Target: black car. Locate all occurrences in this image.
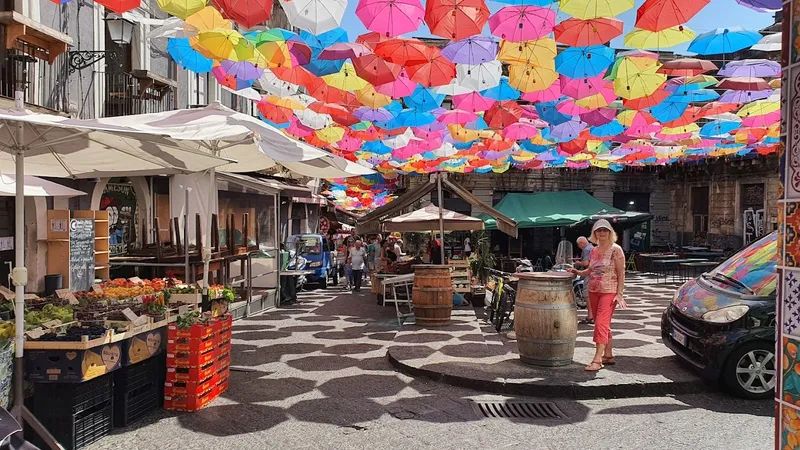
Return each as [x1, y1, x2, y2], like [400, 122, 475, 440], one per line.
[662, 232, 777, 399]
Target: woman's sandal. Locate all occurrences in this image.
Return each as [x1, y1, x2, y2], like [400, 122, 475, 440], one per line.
[602, 357, 616, 366]
[578, 318, 594, 325]
[584, 360, 604, 372]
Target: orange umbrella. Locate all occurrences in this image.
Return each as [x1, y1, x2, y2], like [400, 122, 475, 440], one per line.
[485, 100, 523, 128]
[352, 54, 402, 86]
[356, 31, 389, 50]
[272, 65, 316, 86]
[622, 88, 670, 109]
[405, 46, 456, 87]
[424, 0, 490, 41]
[374, 38, 430, 65]
[697, 102, 740, 118]
[553, 17, 624, 46]
[658, 57, 717, 77]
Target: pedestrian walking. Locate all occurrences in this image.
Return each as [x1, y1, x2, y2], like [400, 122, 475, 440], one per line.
[348, 239, 368, 293]
[576, 236, 594, 325]
[570, 219, 627, 372]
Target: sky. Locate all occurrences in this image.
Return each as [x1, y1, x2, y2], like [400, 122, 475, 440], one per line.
[338, 0, 776, 55]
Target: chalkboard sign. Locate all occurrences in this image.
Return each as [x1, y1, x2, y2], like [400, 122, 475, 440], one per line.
[69, 218, 95, 292]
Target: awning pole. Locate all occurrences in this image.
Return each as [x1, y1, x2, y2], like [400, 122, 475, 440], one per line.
[12, 90, 25, 423]
[437, 173, 445, 265]
[202, 142, 217, 295]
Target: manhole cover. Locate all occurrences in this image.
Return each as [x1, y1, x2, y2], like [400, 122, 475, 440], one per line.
[470, 401, 567, 420]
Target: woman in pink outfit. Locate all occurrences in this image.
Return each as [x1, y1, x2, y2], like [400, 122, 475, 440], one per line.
[570, 219, 627, 372]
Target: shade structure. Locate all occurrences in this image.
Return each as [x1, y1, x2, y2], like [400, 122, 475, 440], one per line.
[0, 174, 86, 197]
[482, 190, 628, 229]
[382, 204, 484, 232]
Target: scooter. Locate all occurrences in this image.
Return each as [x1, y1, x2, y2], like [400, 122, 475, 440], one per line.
[287, 250, 308, 291]
[549, 262, 588, 309]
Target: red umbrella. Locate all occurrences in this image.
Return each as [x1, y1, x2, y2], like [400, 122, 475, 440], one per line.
[717, 77, 770, 91]
[305, 77, 347, 103]
[352, 54, 402, 86]
[215, 0, 273, 29]
[310, 102, 360, 126]
[272, 66, 316, 86]
[424, 0, 490, 41]
[658, 58, 717, 77]
[484, 100, 523, 128]
[553, 18, 624, 46]
[559, 138, 587, 156]
[405, 47, 456, 87]
[636, 0, 710, 32]
[374, 38, 430, 65]
[662, 105, 702, 127]
[622, 88, 671, 109]
[95, 0, 140, 13]
[696, 101, 740, 118]
[257, 102, 293, 123]
[356, 32, 389, 50]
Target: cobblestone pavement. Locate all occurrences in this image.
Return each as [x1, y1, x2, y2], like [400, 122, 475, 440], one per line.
[87, 276, 773, 450]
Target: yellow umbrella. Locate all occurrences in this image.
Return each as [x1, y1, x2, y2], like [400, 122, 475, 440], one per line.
[185, 6, 231, 32]
[498, 38, 556, 68]
[316, 126, 346, 144]
[530, 133, 554, 146]
[448, 124, 484, 142]
[196, 29, 246, 60]
[590, 160, 610, 168]
[322, 63, 369, 92]
[769, 78, 781, 88]
[585, 140, 605, 153]
[508, 64, 559, 92]
[512, 152, 535, 163]
[264, 95, 306, 110]
[559, 0, 634, 19]
[158, 0, 206, 20]
[737, 100, 780, 117]
[355, 85, 392, 108]
[660, 123, 699, 135]
[568, 153, 593, 161]
[623, 26, 695, 50]
[575, 89, 613, 109]
[613, 57, 666, 100]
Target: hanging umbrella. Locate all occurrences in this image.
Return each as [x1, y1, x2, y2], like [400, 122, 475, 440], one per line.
[167, 37, 214, 72]
[406, 47, 457, 87]
[257, 102, 294, 124]
[296, 108, 332, 129]
[553, 17, 623, 46]
[403, 86, 446, 112]
[425, 0, 490, 41]
[279, 0, 347, 35]
[580, 107, 617, 126]
[737, 100, 779, 117]
[321, 62, 370, 91]
[319, 42, 372, 60]
[456, 60, 502, 91]
[300, 28, 348, 76]
[751, 32, 781, 52]
[718, 89, 772, 103]
[355, 84, 393, 108]
[622, 88, 669, 109]
[503, 122, 538, 139]
[717, 77, 770, 91]
[214, 0, 273, 29]
[559, 0, 634, 19]
[699, 120, 740, 138]
[437, 109, 479, 124]
[668, 88, 719, 102]
[95, 0, 140, 13]
[221, 59, 264, 81]
[186, 5, 231, 31]
[374, 69, 418, 98]
[635, 0, 709, 32]
[735, 0, 781, 11]
[393, 109, 436, 127]
[658, 58, 717, 77]
[508, 64, 559, 92]
[488, 6, 555, 42]
[354, 106, 394, 122]
[480, 77, 521, 101]
[623, 26, 695, 49]
[356, 0, 425, 37]
[555, 45, 615, 78]
[197, 29, 246, 60]
[356, 31, 389, 50]
[352, 54, 401, 86]
[497, 37, 557, 66]
[614, 57, 666, 100]
[452, 91, 496, 112]
[560, 72, 606, 99]
[520, 82, 561, 102]
[485, 100, 523, 128]
[718, 59, 781, 78]
[441, 36, 498, 65]
[549, 120, 587, 140]
[158, 0, 206, 19]
[374, 38, 430, 65]
[688, 27, 762, 55]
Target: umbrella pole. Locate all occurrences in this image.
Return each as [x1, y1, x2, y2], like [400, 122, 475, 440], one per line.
[202, 166, 215, 295]
[437, 173, 445, 265]
[12, 92, 25, 422]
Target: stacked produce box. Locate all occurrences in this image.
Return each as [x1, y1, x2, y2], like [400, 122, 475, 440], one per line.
[163, 313, 231, 411]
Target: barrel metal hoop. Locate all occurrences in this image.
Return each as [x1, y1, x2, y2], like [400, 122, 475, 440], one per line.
[515, 303, 577, 311]
[517, 337, 575, 345]
[518, 283, 572, 292]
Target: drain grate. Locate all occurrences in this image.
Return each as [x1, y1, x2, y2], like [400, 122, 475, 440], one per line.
[471, 401, 567, 420]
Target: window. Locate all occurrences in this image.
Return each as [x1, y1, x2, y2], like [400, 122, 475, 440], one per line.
[691, 186, 709, 236]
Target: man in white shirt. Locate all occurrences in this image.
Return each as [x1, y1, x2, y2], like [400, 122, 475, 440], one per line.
[348, 239, 368, 292]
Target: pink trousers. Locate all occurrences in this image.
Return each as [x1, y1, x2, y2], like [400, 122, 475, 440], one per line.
[589, 292, 616, 345]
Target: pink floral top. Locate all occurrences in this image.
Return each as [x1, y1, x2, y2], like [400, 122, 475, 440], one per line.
[588, 243, 625, 294]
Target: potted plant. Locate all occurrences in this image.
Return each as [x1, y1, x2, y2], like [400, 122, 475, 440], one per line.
[468, 231, 495, 285]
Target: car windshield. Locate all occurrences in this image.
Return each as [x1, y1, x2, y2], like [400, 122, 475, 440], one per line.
[707, 231, 777, 296]
[286, 236, 322, 255]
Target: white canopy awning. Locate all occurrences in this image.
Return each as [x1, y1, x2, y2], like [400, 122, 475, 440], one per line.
[0, 174, 85, 197]
[383, 204, 484, 232]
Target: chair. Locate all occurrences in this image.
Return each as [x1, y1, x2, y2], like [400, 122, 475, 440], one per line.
[533, 258, 543, 272]
[382, 273, 415, 326]
[625, 253, 637, 272]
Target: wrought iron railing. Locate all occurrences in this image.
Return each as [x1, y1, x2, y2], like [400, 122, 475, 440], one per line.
[91, 71, 176, 118]
[0, 41, 69, 112]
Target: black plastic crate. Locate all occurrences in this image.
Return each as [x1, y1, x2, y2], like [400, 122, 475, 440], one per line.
[32, 400, 113, 450]
[34, 373, 113, 417]
[114, 355, 161, 394]
[113, 383, 159, 428]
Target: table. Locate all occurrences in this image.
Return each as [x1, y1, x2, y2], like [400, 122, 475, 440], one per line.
[685, 251, 726, 261]
[682, 246, 709, 252]
[679, 262, 719, 282]
[380, 273, 415, 325]
[652, 259, 708, 283]
[640, 253, 679, 274]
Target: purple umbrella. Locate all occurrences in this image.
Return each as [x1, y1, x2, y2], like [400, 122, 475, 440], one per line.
[537, 150, 560, 162]
[718, 59, 781, 78]
[735, 0, 781, 11]
[549, 120, 587, 141]
[580, 108, 617, 127]
[718, 89, 773, 103]
[354, 107, 394, 122]
[221, 60, 263, 81]
[441, 36, 498, 65]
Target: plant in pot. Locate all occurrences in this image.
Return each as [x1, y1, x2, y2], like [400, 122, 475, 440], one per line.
[469, 231, 495, 284]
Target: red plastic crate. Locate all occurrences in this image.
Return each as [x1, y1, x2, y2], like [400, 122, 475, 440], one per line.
[163, 389, 216, 412]
[218, 314, 232, 333]
[166, 349, 217, 368]
[168, 321, 215, 340]
[163, 374, 217, 397]
[215, 377, 229, 396]
[216, 350, 230, 370]
[165, 362, 216, 383]
[166, 334, 217, 353]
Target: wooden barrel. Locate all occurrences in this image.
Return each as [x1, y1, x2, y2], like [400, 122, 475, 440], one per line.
[412, 265, 452, 327]
[514, 272, 577, 367]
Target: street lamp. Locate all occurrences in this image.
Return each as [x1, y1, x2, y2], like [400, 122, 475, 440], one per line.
[67, 15, 134, 74]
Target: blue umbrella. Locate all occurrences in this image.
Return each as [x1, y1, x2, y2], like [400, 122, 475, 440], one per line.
[384, 101, 404, 115]
[536, 101, 571, 126]
[650, 101, 689, 123]
[700, 121, 740, 138]
[392, 109, 436, 128]
[668, 89, 720, 103]
[590, 120, 625, 138]
[300, 28, 348, 77]
[480, 77, 521, 101]
[688, 27, 762, 55]
[555, 46, 615, 78]
[403, 86, 445, 112]
[519, 140, 549, 153]
[167, 38, 213, 73]
[258, 114, 291, 129]
[465, 116, 489, 130]
[453, 141, 476, 150]
[362, 141, 392, 154]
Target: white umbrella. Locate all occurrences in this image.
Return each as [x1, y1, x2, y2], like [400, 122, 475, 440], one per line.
[384, 128, 415, 149]
[456, 60, 502, 92]
[751, 33, 781, 52]
[279, 0, 347, 35]
[295, 109, 331, 130]
[255, 70, 299, 97]
[0, 174, 86, 197]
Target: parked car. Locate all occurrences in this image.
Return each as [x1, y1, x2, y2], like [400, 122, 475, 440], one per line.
[661, 232, 777, 399]
[285, 234, 337, 288]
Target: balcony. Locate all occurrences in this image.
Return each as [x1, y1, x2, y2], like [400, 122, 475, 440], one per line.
[0, 40, 69, 113]
[91, 70, 177, 118]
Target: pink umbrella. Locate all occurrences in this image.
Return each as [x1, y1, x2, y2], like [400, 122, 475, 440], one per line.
[374, 69, 418, 98]
[520, 82, 561, 102]
[488, 6, 555, 42]
[503, 122, 538, 139]
[335, 134, 363, 151]
[557, 99, 592, 116]
[319, 43, 373, 60]
[287, 117, 314, 138]
[356, 0, 425, 38]
[437, 109, 479, 124]
[452, 91, 496, 112]
[519, 105, 540, 119]
[413, 127, 445, 140]
[625, 123, 662, 137]
[560, 71, 607, 99]
[741, 110, 780, 127]
[655, 132, 692, 141]
[519, 116, 549, 128]
[580, 108, 617, 126]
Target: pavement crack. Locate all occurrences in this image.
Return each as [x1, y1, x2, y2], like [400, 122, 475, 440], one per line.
[343, 425, 368, 431]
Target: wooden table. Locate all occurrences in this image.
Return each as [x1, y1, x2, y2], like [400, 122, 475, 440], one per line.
[653, 258, 708, 283]
[684, 251, 726, 262]
[679, 262, 719, 282]
[640, 253, 679, 274]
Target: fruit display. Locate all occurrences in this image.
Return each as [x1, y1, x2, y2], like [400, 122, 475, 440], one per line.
[24, 304, 74, 329]
[77, 278, 172, 301]
[34, 325, 108, 342]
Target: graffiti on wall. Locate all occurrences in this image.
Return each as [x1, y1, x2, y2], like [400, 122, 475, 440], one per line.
[743, 208, 766, 245]
[100, 183, 137, 256]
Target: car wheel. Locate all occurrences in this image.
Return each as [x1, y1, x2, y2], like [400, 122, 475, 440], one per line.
[574, 284, 587, 309]
[332, 267, 339, 286]
[723, 341, 776, 400]
[320, 272, 328, 289]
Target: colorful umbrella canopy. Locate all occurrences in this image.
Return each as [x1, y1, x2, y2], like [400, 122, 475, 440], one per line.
[555, 45, 615, 78]
[658, 58, 717, 77]
[300, 28, 348, 76]
[158, 0, 206, 19]
[405, 47, 457, 87]
[559, 0, 635, 19]
[751, 32, 781, 52]
[688, 27, 762, 55]
[718, 59, 781, 78]
[456, 60, 503, 91]
[352, 54, 401, 86]
[322, 63, 370, 91]
[497, 38, 557, 66]
[356, 0, 425, 37]
[279, 0, 347, 35]
[553, 17, 624, 46]
[635, 0, 710, 32]
[214, 0, 273, 29]
[441, 36, 498, 65]
[488, 6, 555, 42]
[613, 57, 666, 100]
[167, 37, 214, 72]
[425, 0, 490, 41]
[623, 26, 695, 49]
